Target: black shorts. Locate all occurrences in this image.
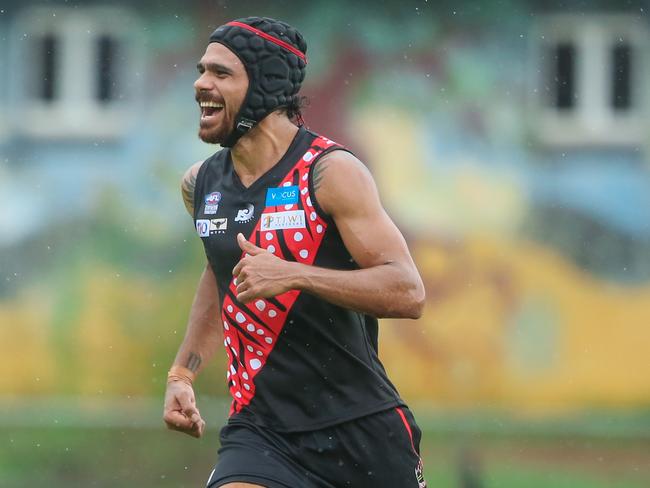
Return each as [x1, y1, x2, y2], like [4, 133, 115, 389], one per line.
[205, 406, 426, 488]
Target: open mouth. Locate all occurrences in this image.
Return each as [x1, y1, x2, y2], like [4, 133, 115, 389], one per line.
[199, 101, 224, 120]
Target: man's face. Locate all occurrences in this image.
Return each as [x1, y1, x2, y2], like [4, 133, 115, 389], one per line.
[194, 43, 249, 144]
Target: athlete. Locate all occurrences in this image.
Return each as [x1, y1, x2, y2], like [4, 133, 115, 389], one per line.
[163, 17, 427, 488]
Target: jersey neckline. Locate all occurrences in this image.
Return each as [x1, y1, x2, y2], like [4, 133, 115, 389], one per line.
[227, 125, 309, 194]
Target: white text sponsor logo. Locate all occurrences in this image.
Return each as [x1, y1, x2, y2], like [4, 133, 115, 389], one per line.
[259, 210, 306, 231]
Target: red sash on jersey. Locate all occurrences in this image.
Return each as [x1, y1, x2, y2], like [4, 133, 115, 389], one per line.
[220, 135, 340, 413]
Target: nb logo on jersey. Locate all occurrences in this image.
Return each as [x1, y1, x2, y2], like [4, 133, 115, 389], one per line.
[235, 204, 255, 223]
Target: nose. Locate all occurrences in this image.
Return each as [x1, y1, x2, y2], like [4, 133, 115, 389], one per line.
[194, 72, 212, 92]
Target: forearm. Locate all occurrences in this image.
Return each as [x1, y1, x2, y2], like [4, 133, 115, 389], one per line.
[171, 265, 222, 378]
[290, 261, 425, 319]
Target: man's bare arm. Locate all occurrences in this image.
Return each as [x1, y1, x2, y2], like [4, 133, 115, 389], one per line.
[171, 263, 223, 375]
[233, 151, 425, 319]
[181, 160, 204, 216]
[163, 262, 222, 438]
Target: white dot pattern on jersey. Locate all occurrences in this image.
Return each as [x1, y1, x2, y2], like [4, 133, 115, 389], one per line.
[220, 135, 337, 414]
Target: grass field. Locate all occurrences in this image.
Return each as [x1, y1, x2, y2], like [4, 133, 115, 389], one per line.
[1, 399, 649, 487]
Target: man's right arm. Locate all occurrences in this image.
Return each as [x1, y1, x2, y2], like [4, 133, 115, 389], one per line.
[163, 263, 223, 437]
[163, 160, 223, 438]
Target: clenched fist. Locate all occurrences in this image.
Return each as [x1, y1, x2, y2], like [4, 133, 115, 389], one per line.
[163, 379, 206, 438]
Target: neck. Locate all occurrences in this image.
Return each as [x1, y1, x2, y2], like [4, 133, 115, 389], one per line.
[231, 113, 300, 188]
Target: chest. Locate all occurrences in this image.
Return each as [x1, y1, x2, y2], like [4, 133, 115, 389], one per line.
[194, 155, 328, 290]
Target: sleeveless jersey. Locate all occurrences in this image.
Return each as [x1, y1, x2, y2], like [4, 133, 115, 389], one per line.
[193, 126, 404, 432]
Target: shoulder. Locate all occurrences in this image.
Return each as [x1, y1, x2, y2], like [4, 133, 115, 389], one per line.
[182, 160, 205, 183]
[181, 160, 206, 216]
[311, 149, 379, 217]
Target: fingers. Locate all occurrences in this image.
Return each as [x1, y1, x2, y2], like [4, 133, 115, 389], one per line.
[232, 259, 244, 277]
[183, 404, 206, 438]
[163, 384, 206, 438]
[236, 289, 254, 304]
[164, 407, 205, 437]
[163, 409, 194, 431]
[237, 233, 264, 255]
[183, 403, 201, 425]
[190, 415, 206, 438]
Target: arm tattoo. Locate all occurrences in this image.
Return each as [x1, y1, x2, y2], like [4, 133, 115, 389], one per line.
[181, 170, 197, 215]
[185, 352, 202, 373]
[312, 158, 330, 192]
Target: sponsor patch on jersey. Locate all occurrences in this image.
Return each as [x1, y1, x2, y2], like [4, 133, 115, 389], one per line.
[196, 218, 227, 237]
[234, 203, 255, 223]
[210, 218, 228, 232]
[196, 219, 210, 237]
[265, 186, 299, 207]
[260, 210, 305, 231]
[204, 192, 222, 214]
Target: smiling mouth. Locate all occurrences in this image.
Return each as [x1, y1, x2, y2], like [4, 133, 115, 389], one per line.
[199, 100, 224, 119]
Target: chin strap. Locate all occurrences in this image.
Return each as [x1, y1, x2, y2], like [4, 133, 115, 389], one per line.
[222, 117, 256, 148]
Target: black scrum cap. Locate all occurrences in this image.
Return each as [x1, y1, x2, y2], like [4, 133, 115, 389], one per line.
[208, 17, 308, 147]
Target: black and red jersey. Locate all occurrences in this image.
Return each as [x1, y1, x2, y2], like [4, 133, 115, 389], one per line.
[192, 126, 404, 432]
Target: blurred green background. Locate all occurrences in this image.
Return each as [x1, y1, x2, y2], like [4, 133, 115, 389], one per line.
[1, 0, 649, 486]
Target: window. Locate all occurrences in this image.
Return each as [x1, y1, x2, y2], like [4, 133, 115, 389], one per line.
[550, 42, 575, 110]
[532, 15, 648, 147]
[97, 35, 119, 103]
[611, 42, 631, 110]
[10, 7, 142, 139]
[34, 34, 59, 102]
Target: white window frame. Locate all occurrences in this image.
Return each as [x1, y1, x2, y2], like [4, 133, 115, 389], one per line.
[10, 6, 142, 139]
[530, 14, 648, 147]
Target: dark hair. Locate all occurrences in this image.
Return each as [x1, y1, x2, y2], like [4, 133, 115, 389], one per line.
[284, 95, 309, 125]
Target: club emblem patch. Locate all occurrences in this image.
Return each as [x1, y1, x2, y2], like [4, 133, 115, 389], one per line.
[204, 192, 221, 214]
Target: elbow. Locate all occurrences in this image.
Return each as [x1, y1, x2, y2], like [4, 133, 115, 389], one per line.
[404, 282, 426, 319]
[387, 276, 425, 319]
[377, 264, 426, 319]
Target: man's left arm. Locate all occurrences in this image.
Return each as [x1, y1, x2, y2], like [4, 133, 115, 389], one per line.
[233, 151, 425, 319]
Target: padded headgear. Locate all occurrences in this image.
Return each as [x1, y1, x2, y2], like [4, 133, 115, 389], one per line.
[208, 17, 308, 147]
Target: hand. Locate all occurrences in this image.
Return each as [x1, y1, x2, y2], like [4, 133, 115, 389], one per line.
[232, 233, 296, 303]
[163, 380, 205, 438]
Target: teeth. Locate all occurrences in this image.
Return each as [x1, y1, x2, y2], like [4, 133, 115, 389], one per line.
[200, 101, 224, 108]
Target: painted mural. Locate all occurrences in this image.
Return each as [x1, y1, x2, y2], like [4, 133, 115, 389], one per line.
[0, 0, 649, 416]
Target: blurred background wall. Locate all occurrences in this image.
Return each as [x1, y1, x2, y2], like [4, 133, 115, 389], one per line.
[0, 0, 649, 487]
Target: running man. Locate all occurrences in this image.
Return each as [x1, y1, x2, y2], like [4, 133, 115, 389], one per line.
[163, 16, 427, 488]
